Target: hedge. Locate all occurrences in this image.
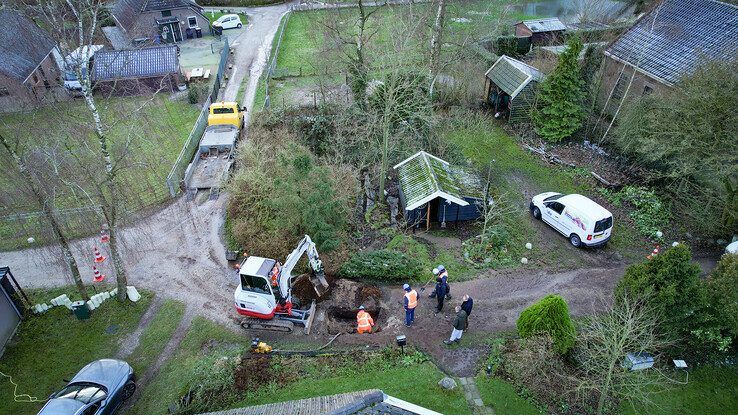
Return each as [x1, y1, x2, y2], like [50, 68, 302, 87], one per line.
[516, 294, 576, 355]
[339, 249, 423, 282]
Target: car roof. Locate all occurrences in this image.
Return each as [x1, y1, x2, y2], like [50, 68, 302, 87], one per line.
[220, 14, 238, 18]
[38, 397, 85, 415]
[240, 256, 276, 278]
[558, 194, 612, 221]
[70, 359, 130, 390]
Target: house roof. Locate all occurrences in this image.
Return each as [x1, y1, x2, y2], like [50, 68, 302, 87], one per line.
[197, 389, 443, 415]
[394, 151, 485, 211]
[518, 17, 566, 33]
[485, 55, 544, 99]
[112, 0, 147, 32]
[0, 9, 57, 82]
[92, 46, 179, 81]
[605, 0, 738, 86]
[143, 0, 198, 12]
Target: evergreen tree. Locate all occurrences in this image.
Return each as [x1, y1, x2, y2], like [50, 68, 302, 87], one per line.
[532, 37, 585, 141]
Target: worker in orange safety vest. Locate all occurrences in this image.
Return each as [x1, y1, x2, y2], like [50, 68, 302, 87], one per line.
[403, 283, 418, 327]
[269, 262, 281, 287]
[356, 306, 374, 334]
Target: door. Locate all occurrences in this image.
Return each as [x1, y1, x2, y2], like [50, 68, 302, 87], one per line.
[542, 201, 566, 234]
[172, 22, 182, 42]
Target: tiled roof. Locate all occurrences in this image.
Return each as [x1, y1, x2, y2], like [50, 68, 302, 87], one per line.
[112, 0, 147, 32]
[520, 17, 566, 33]
[485, 55, 544, 99]
[0, 9, 56, 81]
[143, 0, 197, 11]
[394, 151, 484, 211]
[92, 46, 179, 81]
[605, 0, 738, 85]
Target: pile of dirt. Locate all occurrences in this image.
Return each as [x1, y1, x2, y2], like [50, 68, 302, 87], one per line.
[315, 279, 385, 335]
[291, 274, 336, 303]
[233, 355, 274, 392]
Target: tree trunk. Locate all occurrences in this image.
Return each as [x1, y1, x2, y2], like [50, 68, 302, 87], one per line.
[0, 133, 90, 301]
[81, 78, 128, 301]
[428, 0, 447, 96]
[377, 120, 390, 205]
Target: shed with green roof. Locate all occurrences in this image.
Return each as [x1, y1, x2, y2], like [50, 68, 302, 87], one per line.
[394, 151, 486, 229]
[484, 55, 544, 123]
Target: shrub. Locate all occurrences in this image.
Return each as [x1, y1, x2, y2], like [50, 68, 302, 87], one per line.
[598, 186, 670, 238]
[339, 249, 423, 282]
[493, 35, 530, 57]
[187, 84, 200, 104]
[615, 244, 710, 355]
[706, 253, 738, 345]
[516, 294, 576, 355]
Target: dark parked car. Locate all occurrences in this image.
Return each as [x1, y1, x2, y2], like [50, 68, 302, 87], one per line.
[37, 359, 135, 415]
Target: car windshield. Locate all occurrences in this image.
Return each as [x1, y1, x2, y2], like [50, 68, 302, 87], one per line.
[55, 383, 107, 404]
[544, 194, 563, 202]
[212, 107, 234, 114]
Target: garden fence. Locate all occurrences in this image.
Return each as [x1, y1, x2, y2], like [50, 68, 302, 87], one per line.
[263, 11, 291, 109]
[166, 36, 229, 197]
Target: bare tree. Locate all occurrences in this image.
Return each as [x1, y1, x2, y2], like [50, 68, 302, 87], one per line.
[575, 293, 675, 415]
[0, 132, 90, 300]
[428, 0, 446, 96]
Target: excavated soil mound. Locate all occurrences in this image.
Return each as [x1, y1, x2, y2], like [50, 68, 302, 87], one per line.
[320, 279, 384, 334]
[291, 274, 336, 303]
[233, 355, 274, 391]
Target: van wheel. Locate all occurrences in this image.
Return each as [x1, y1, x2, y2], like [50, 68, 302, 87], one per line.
[237, 23, 242, 28]
[532, 207, 541, 220]
[569, 234, 582, 248]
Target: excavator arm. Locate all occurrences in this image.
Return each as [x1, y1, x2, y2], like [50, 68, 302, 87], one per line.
[278, 235, 330, 298]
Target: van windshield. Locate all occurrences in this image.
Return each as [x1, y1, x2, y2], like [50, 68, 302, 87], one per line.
[594, 216, 613, 233]
[544, 194, 563, 202]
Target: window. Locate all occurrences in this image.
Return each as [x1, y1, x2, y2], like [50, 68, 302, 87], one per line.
[545, 202, 565, 215]
[188, 16, 197, 28]
[240, 274, 271, 295]
[32, 73, 38, 84]
[611, 72, 627, 102]
[212, 107, 234, 114]
[161, 10, 171, 17]
[594, 216, 613, 233]
[543, 194, 563, 202]
[55, 383, 107, 404]
[82, 402, 101, 415]
[0, 87, 9, 97]
[643, 84, 654, 96]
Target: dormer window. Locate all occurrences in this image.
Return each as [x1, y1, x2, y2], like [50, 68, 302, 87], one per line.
[161, 10, 171, 17]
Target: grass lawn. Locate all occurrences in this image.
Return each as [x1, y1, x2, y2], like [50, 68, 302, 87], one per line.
[0, 94, 199, 250]
[127, 299, 186, 376]
[476, 376, 544, 415]
[130, 317, 470, 414]
[0, 287, 153, 415]
[620, 366, 738, 415]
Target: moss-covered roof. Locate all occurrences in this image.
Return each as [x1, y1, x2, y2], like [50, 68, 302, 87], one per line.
[394, 151, 485, 211]
[485, 55, 544, 99]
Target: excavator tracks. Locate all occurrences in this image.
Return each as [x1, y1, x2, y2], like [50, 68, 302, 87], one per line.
[239, 318, 295, 333]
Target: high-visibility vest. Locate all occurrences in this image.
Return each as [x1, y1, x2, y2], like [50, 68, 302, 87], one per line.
[405, 290, 418, 309]
[270, 265, 279, 286]
[357, 311, 373, 332]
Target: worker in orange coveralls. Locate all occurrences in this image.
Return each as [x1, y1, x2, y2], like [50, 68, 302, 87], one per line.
[356, 305, 375, 334]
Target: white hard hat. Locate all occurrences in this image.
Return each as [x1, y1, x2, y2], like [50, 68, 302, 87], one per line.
[438, 265, 446, 271]
[432, 268, 439, 275]
[403, 283, 410, 290]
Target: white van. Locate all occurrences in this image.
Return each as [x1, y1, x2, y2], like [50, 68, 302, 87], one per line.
[529, 192, 613, 248]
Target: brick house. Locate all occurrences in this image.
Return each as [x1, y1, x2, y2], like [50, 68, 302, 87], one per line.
[0, 9, 66, 112]
[600, 0, 738, 114]
[112, 0, 210, 44]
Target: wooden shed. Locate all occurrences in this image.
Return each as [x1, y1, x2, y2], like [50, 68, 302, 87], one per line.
[514, 17, 566, 46]
[484, 55, 544, 123]
[394, 151, 486, 230]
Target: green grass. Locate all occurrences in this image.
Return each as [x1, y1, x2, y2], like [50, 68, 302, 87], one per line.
[131, 317, 470, 414]
[0, 94, 199, 250]
[476, 376, 544, 415]
[127, 299, 186, 376]
[620, 366, 738, 415]
[0, 288, 153, 415]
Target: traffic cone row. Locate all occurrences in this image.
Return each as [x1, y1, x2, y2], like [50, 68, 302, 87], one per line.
[646, 244, 660, 260]
[93, 247, 106, 263]
[92, 266, 105, 282]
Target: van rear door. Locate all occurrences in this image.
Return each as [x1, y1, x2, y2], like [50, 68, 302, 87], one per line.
[592, 216, 613, 240]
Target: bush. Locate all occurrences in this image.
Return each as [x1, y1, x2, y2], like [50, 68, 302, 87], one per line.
[598, 186, 670, 238]
[706, 254, 738, 346]
[339, 249, 423, 282]
[492, 35, 530, 57]
[516, 294, 576, 355]
[615, 244, 711, 356]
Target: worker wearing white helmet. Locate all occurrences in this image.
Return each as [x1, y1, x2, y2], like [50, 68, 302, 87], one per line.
[403, 283, 418, 327]
[429, 265, 451, 300]
[356, 305, 374, 334]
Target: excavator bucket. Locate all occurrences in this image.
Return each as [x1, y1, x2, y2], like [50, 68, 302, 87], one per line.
[309, 270, 330, 297]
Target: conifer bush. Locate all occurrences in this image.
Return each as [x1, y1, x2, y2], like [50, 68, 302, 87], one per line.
[516, 294, 576, 354]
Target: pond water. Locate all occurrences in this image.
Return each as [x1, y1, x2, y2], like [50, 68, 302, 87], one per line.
[514, 0, 629, 22]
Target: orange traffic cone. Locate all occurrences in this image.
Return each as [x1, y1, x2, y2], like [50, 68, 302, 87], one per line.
[646, 245, 660, 260]
[94, 247, 106, 263]
[92, 266, 105, 282]
[100, 224, 110, 243]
